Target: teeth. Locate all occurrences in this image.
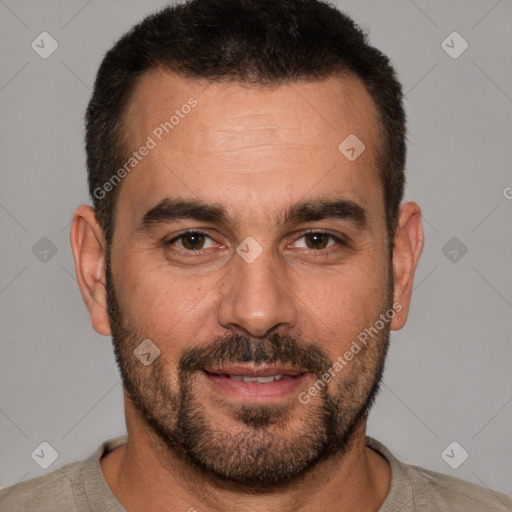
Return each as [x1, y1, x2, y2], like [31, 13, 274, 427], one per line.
[228, 374, 285, 383]
[255, 376, 275, 383]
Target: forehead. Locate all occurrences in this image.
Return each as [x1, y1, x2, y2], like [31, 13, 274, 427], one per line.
[117, 69, 383, 231]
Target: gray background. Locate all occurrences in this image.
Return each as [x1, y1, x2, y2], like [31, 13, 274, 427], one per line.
[1, 0, 511, 498]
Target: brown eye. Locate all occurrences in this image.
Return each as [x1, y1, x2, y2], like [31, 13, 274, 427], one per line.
[293, 231, 346, 253]
[304, 233, 330, 250]
[180, 232, 206, 250]
[166, 231, 217, 252]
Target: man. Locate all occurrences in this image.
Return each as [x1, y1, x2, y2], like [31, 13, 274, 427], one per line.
[1, 0, 510, 510]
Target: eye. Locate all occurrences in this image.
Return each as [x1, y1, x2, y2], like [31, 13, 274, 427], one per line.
[293, 231, 345, 251]
[164, 229, 347, 257]
[166, 231, 218, 251]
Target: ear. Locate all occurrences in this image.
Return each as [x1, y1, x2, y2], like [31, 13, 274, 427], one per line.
[70, 205, 111, 336]
[389, 202, 424, 331]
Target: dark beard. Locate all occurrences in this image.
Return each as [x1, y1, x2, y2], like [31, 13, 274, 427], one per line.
[105, 250, 391, 492]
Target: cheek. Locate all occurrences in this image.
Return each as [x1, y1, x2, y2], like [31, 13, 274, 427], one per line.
[114, 254, 221, 349]
[294, 260, 389, 354]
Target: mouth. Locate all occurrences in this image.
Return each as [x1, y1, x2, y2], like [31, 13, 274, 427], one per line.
[202, 364, 309, 402]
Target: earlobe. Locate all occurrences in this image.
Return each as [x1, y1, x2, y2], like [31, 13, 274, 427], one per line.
[389, 202, 424, 331]
[70, 205, 112, 336]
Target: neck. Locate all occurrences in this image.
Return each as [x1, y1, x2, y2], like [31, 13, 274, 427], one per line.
[101, 396, 390, 512]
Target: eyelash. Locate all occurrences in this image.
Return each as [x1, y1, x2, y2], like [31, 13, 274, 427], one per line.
[164, 229, 348, 256]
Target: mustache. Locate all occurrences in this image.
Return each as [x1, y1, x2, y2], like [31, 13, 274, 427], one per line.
[178, 332, 333, 378]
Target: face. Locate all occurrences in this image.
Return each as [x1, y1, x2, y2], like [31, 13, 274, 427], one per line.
[103, 70, 396, 489]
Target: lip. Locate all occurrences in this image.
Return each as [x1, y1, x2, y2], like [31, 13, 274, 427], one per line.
[202, 366, 310, 402]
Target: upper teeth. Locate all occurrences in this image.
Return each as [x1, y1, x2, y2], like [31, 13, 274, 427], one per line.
[229, 375, 284, 383]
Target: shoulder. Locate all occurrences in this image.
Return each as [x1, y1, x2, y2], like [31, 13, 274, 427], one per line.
[366, 437, 512, 512]
[0, 460, 84, 512]
[0, 435, 127, 512]
[405, 463, 512, 511]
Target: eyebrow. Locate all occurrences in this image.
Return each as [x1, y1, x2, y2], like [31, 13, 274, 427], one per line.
[138, 195, 367, 233]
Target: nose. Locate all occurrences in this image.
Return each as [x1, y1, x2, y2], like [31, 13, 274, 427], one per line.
[217, 248, 298, 338]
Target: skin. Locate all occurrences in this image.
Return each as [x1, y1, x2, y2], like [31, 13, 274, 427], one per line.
[71, 69, 424, 511]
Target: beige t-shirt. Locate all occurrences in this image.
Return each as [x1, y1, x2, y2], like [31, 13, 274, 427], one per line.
[0, 435, 511, 511]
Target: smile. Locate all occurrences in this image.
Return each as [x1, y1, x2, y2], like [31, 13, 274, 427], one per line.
[202, 366, 309, 402]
